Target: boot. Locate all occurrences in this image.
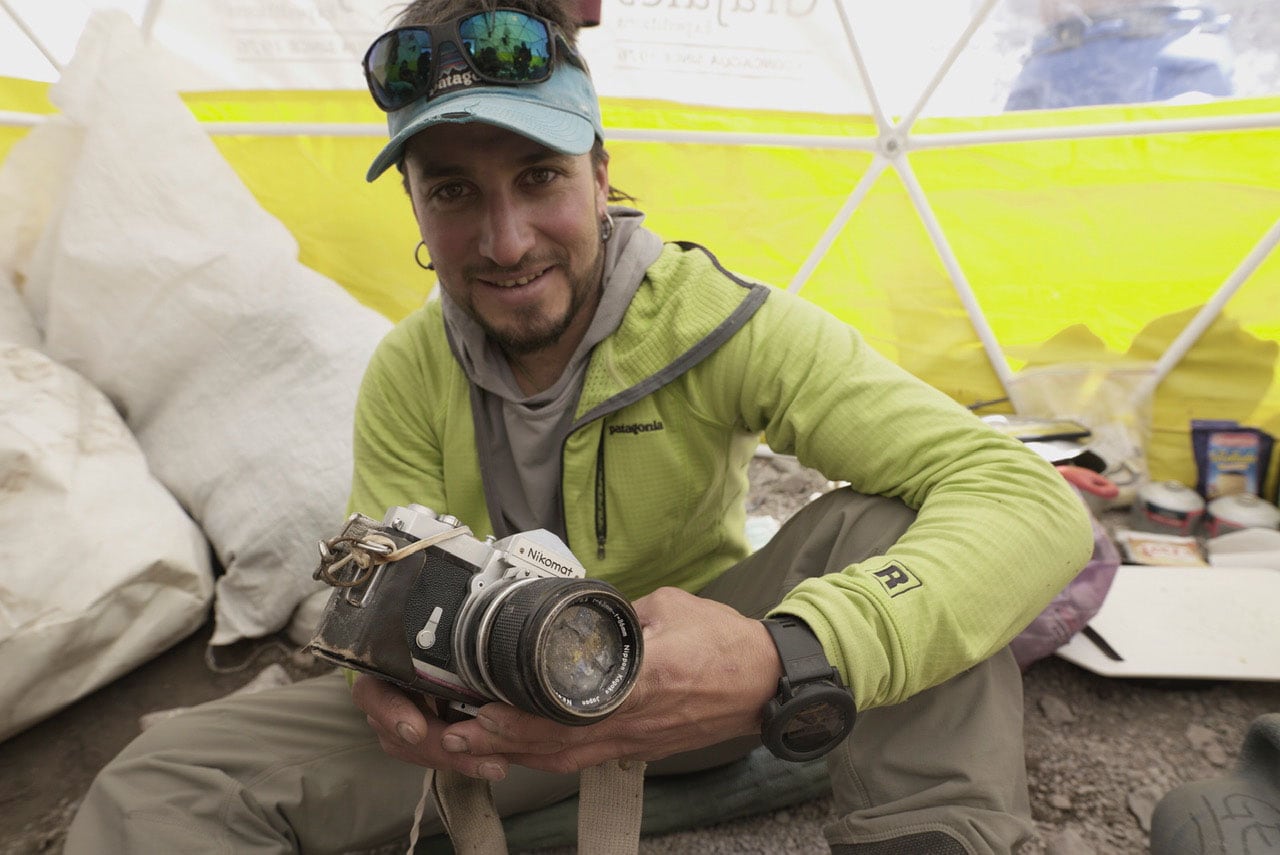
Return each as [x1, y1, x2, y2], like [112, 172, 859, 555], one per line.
[1150, 713, 1280, 854]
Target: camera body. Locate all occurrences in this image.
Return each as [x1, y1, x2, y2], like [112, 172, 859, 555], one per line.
[307, 505, 642, 725]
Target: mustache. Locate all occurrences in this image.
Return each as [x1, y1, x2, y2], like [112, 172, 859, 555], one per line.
[465, 255, 565, 281]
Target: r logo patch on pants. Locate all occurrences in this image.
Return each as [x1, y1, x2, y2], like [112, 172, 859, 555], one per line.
[871, 563, 922, 597]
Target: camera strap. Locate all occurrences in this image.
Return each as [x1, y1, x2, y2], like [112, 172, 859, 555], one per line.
[414, 767, 502, 854]
[578, 759, 647, 852]
[410, 759, 647, 854]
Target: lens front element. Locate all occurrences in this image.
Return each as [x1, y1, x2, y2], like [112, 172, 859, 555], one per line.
[541, 601, 627, 706]
[483, 579, 641, 725]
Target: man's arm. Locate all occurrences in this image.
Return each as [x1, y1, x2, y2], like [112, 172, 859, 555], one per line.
[347, 316, 449, 519]
[724, 290, 1095, 709]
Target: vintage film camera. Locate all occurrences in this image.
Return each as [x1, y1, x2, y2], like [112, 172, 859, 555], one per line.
[307, 505, 643, 725]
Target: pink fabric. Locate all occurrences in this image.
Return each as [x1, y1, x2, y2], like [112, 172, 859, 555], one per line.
[1011, 489, 1121, 670]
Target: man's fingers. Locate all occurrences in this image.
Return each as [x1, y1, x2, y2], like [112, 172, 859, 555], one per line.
[442, 704, 575, 756]
[351, 674, 429, 745]
[350, 676, 510, 780]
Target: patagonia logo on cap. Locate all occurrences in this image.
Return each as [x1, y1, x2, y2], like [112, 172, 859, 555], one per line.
[429, 43, 482, 96]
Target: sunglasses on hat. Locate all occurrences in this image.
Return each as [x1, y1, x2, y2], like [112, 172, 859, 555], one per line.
[363, 8, 586, 112]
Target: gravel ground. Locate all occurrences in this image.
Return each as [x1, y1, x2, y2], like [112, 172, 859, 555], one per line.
[2, 454, 1280, 855]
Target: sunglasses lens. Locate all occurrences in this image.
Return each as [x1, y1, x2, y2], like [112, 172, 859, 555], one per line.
[367, 29, 433, 111]
[458, 10, 553, 83]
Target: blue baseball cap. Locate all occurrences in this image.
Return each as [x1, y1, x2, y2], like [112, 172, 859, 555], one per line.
[365, 47, 605, 182]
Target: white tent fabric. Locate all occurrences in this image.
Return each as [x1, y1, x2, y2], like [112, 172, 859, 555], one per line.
[0, 1, 1248, 112]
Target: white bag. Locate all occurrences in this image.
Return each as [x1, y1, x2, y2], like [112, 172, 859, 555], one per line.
[0, 283, 213, 740]
[8, 11, 392, 652]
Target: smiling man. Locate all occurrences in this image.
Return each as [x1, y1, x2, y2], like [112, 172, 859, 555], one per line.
[405, 121, 607, 390]
[65, 2, 1095, 853]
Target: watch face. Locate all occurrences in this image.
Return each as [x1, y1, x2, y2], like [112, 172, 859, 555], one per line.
[781, 698, 850, 755]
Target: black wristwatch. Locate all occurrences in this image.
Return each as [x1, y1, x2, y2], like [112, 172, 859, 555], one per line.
[760, 616, 857, 762]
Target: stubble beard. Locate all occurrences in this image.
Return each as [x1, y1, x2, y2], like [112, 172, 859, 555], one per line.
[467, 243, 605, 357]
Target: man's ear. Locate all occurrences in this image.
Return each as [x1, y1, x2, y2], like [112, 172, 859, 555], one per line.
[594, 157, 610, 214]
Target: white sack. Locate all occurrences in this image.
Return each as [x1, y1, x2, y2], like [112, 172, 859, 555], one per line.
[11, 11, 392, 650]
[0, 282, 213, 740]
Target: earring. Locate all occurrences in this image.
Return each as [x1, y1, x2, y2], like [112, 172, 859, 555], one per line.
[600, 212, 615, 243]
[414, 240, 435, 271]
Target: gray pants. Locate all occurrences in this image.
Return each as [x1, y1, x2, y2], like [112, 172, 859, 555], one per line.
[65, 489, 1031, 854]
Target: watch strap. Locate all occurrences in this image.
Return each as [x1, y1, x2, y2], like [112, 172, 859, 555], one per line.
[763, 615, 842, 688]
[760, 615, 856, 762]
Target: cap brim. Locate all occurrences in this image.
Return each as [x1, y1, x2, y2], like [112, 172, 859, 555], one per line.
[367, 63, 603, 181]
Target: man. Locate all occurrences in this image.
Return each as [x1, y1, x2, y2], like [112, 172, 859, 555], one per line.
[65, 1, 1093, 852]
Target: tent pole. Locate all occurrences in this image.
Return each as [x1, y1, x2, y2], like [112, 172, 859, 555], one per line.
[910, 112, 1280, 150]
[0, 110, 42, 127]
[218, 111, 1280, 145]
[605, 129, 879, 150]
[834, 2, 890, 138]
[140, 0, 166, 42]
[897, 0, 1000, 134]
[172, 121, 384, 137]
[0, 0, 62, 73]
[785, 155, 891, 294]
[9, 113, 1263, 148]
[1134, 216, 1280, 402]
[885, 0, 1012, 398]
[893, 154, 1016, 392]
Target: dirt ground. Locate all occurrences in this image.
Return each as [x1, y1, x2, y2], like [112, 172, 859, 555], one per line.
[3, 454, 1278, 855]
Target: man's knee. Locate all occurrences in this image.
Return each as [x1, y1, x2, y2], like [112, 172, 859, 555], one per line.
[67, 675, 419, 854]
[65, 709, 249, 853]
[823, 649, 1031, 854]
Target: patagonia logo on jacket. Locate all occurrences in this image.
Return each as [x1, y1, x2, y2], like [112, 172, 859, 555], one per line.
[608, 420, 665, 436]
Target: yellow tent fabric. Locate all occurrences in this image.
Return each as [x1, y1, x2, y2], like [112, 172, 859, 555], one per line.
[3, 76, 1278, 498]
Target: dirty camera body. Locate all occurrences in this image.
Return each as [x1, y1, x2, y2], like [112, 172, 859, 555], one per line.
[307, 504, 642, 725]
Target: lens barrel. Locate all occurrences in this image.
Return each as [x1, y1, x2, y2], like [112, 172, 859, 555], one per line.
[478, 578, 642, 725]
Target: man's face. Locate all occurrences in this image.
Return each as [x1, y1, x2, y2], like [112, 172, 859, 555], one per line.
[403, 123, 610, 357]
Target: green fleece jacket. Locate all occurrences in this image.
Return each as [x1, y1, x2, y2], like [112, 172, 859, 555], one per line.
[348, 241, 1094, 711]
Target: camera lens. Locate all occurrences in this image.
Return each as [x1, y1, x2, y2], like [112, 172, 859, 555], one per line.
[541, 602, 621, 701]
[481, 578, 642, 725]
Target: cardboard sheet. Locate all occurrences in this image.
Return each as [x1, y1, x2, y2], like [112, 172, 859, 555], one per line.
[1055, 564, 1280, 681]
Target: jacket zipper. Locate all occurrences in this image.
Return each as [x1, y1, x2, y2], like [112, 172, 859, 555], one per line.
[595, 426, 607, 560]
[551, 244, 771, 561]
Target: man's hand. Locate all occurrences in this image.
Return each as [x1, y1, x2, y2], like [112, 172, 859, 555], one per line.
[351, 672, 511, 782]
[433, 586, 783, 775]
